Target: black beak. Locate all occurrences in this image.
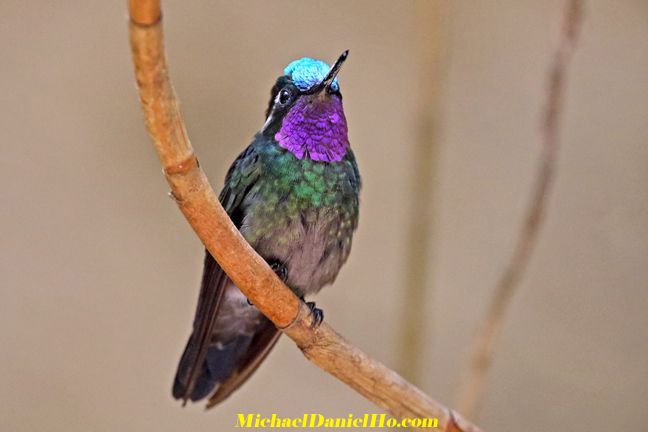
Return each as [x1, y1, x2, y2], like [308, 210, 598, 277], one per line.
[303, 50, 348, 95]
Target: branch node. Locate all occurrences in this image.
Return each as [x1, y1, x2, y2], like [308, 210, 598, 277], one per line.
[128, 0, 161, 26]
[167, 190, 181, 203]
[164, 154, 199, 176]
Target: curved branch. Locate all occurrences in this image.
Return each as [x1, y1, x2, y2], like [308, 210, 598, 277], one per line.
[127, 1, 482, 431]
[454, 0, 585, 419]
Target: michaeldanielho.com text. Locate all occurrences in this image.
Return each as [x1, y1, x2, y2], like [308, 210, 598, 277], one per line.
[236, 414, 439, 428]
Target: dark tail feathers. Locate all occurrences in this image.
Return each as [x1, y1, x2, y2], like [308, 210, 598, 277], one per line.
[172, 334, 253, 402]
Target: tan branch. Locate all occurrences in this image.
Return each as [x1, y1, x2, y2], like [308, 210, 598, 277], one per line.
[454, 0, 585, 419]
[127, 1, 482, 431]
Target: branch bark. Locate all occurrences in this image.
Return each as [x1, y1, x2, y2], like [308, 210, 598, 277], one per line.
[454, 0, 585, 419]
[127, 1, 482, 431]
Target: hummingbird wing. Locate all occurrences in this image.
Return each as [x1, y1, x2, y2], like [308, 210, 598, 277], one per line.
[173, 141, 281, 405]
[172, 251, 228, 404]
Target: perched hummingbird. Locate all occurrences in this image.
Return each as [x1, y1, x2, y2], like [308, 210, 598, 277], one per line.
[172, 51, 361, 407]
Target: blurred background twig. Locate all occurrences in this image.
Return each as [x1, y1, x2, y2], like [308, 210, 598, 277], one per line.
[454, 0, 585, 419]
[397, 0, 448, 382]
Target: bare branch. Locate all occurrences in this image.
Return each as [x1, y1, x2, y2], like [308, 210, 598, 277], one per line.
[397, 1, 448, 381]
[454, 0, 585, 419]
[127, 1, 483, 431]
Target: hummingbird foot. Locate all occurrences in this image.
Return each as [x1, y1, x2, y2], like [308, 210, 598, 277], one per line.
[300, 296, 324, 328]
[269, 259, 288, 282]
[307, 302, 324, 328]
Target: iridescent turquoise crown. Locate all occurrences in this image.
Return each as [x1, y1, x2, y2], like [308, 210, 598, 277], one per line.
[284, 57, 340, 92]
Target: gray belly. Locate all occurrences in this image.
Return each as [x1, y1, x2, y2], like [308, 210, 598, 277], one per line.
[243, 207, 354, 297]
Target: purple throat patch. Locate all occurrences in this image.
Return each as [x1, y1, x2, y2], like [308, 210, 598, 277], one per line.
[275, 96, 349, 162]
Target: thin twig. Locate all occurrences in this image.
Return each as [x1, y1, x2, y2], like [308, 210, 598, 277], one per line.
[126, 1, 483, 431]
[397, 1, 447, 381]
[454, 0, 585, 419]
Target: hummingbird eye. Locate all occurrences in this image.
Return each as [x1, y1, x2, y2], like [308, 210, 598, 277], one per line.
[278, 88, 291, 106]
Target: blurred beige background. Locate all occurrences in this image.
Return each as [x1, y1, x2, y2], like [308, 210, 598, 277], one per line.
[2, 1, 647, 431]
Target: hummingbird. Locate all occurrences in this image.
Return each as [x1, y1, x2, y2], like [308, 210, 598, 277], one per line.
[172, 51, 361, 407]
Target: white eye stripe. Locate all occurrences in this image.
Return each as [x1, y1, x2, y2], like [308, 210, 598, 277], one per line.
[264, 88, 291, 132]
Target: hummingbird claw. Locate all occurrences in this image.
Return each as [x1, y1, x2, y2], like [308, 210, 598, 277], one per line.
[305, 301, 324, 328]
[269, 259, 288, 282]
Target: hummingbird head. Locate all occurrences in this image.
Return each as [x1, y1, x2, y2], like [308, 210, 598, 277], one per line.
[262, 51, 350, 162]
